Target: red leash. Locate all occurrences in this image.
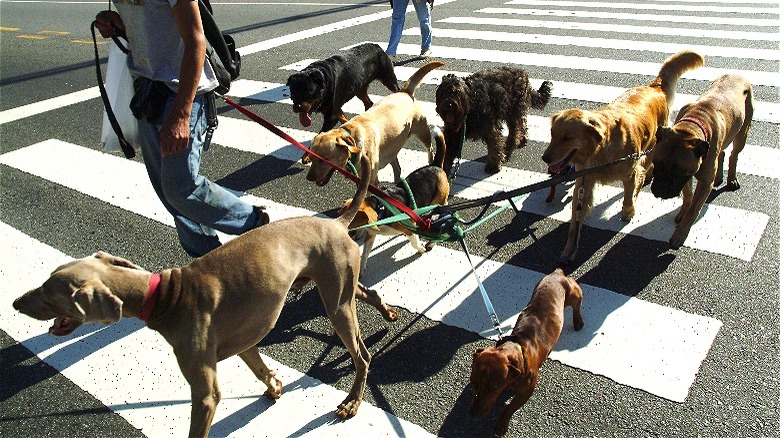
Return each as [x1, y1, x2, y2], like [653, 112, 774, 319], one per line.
[221, 97, 430, 232]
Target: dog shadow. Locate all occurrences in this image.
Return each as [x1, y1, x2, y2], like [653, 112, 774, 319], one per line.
[1, 319, 143, 402]
[437, 383, 504, 437]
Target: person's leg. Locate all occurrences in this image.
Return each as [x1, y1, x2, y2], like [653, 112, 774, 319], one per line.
[413, 0, 432, 54]
[159, 94, 264, 235]
[137, 107, 222, 257]
[387, 0, 410, 56]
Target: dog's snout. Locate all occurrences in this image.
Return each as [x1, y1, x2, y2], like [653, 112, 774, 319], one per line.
[12, 297, 22, 311]
[541, 153, 552, 164]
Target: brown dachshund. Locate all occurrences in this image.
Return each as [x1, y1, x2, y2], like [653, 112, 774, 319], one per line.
[469, 268, 584, 436]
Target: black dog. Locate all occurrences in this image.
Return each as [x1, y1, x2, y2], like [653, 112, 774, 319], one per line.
[286, 43, 400, 132]
[435, 67, 553, 175]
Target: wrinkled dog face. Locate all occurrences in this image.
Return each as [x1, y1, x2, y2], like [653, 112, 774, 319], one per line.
[651, 126, 709, 199]
[436, 74, 470, 130]
[469, 347, 513, 418]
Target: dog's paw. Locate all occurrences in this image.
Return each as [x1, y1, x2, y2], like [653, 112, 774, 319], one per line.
[382, 305, 399, 322]
[264, 376, 283, 400]
[669, 230, 687, 250]
[620, 206, 635, 222]
[424, 241, 436, 252]
[336, 398, 361, 418]
[493, 417, 511, 436]
[574, 316, 585, 331]
[484, 163, 501, 174]
[726, 178, 740, 191]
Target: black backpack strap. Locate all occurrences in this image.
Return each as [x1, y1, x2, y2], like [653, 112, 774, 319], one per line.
[91, 20, 135, 159]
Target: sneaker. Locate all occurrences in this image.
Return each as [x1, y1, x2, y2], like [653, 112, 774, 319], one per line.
[420, 49, 432, 58]
[253, 206, 270, 228]
[387, 53, 397, 62]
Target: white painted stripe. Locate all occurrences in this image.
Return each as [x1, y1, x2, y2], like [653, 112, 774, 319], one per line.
[378, 42, 780, 87]
[0, 142, 723, 402]
[0, 222, 434, 437]
[0, 86, 99, 125]
[505, 0, 780, 14]
[231, 77, 780, 174]
[439, 16, 780, 43]
[480, 7, 780, 27]
[409, 27, 780, 62]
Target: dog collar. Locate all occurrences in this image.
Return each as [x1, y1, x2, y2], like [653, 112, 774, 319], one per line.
[139, 273, 161, 321]
[676, 116, 709, 142]
[495, 334, 523, 347]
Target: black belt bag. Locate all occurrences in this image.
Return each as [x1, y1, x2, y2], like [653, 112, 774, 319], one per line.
[130, 77, 174, 125]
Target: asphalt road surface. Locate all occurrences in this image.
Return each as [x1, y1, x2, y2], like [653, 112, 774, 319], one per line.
[1, 0, 778, 436]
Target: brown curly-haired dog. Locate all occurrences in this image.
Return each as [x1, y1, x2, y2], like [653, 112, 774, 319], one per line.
[435, 67, 553, 175]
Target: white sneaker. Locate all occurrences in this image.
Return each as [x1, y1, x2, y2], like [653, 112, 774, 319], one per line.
[420, 49, 432, 58]
[387, 54, 397, 62]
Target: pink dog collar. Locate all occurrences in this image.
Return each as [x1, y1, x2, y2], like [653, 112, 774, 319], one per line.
[139, 273, 161, 321]
[676, 116, 710, 142]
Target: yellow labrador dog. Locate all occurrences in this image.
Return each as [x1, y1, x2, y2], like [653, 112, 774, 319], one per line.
[12, 156, 397, 437]
[541, 50, 704, 264]
[304, 60, 446, 187]
[651, 74, 754, 249]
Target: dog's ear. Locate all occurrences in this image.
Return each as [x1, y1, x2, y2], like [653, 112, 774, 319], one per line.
[94, 251, 141, 270]
[473, 347, 486, 359]
[301, 152, 312, 164]
[585, 117, 605, 144]
[310, 69, 326, 89]
[73, 281, 123, 324]
[656, 125, 673, 142]
[341, 134, 361, 154]
[550, 111, 560, 125]
[693, 139, 710, 159]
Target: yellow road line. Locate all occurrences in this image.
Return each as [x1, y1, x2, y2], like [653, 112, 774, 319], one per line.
[39, 30, 70, 36]
[17, 35, 46, 40]
[0, 27, 21, 32]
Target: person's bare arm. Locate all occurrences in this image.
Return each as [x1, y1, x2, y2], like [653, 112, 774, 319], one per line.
[161, 0, 207, 157]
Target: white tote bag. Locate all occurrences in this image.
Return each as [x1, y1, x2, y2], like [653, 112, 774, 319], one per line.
[100, 41, 140, 153]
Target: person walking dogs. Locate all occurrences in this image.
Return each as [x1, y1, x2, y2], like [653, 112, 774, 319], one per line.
[386, 0, 434, 62]
[94, 0, 268, 258]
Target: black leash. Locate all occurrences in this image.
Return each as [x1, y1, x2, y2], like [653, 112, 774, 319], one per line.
[91, 20, 135, 159]
[432, 149, 653, 217]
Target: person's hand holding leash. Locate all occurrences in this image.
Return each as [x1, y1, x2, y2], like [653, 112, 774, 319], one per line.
[95, 10, 125, 39]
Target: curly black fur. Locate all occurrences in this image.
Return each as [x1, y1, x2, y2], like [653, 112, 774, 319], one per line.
[435, 67, 553, 175]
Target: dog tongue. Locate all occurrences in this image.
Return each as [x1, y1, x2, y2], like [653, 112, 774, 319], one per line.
[299, 112, 312, 128]
[548, 162, 563, 174]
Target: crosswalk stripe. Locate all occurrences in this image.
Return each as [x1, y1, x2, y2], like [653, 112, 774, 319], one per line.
[0, 221, 435, 437]
[411, 27, 780, 61]
[439, 16, 780, 44]
[380, 42, 780, 87]
[480, 7, 780, 27]
[0, 139, 723, 402]
[505, 0, 779, 14]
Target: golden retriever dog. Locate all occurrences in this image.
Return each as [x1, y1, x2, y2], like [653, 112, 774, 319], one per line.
[541, 50, 704, 264]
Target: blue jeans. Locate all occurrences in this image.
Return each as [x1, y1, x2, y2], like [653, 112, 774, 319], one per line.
[387, 0, 432, 56]
[137, 92, 260, 257]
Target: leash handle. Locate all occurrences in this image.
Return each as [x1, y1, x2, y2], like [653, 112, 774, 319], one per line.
[221, 97, 430, 231]
[91, 21, 135, 159]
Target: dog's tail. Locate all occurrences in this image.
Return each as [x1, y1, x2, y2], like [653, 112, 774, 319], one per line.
[531, 80, 553, 110]
[651, 50, 705, 109]
[429, 125, 447, 168]
[337, 154, 371, 228]
[401, 60, 446, 97]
